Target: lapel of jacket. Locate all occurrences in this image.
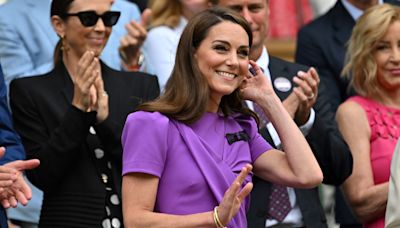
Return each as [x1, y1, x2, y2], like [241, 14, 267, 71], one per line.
[268, 56, 293, 101]
[56, 62, 74, 105]
[99, 62, 115, 106]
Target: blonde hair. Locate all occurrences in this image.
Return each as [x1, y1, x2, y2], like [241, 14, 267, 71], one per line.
[148, 0, 182, 28]
[342, 4, 400, 98]
[148, 0, 218, 28]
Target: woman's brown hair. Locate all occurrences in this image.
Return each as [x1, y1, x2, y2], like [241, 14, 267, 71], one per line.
[139, 7, 258, 124]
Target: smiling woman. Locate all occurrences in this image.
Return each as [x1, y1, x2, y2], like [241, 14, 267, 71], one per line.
[122, 7, 322, 228]
[8, 0, 160, 227]
[337, 4, 400, 228]
[194, 20, 250, 112]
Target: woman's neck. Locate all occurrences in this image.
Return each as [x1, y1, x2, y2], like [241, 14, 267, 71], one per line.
[207, 96, 221, 113]
[373, 89, 400, 109]
[62, 51, 79, 81]
[181, 10, 193, 20]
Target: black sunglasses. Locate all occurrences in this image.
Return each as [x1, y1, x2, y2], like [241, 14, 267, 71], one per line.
[63, 10, 121, 27]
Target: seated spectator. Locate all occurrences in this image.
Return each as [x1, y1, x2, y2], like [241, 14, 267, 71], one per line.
[9, 0, 159, 227]
[336, 4, 400, 228]
[0, 0, 141, 88]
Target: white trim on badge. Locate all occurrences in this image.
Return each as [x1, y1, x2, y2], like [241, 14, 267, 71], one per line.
[273, 77, 292, 92]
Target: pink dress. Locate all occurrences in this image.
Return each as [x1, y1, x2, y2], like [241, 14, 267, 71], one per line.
[349, 96, 400, 228]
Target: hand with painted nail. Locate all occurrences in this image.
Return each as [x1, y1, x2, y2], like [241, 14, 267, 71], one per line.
[240, 60, 275, 103]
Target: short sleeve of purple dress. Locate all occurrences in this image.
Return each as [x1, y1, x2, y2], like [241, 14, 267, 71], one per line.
[122, 111, 272, 227]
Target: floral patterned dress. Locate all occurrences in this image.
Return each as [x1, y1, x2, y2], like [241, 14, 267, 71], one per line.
[349, 96, 400, 228]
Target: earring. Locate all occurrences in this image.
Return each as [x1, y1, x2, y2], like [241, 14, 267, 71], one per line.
[60, 35, 69, 52]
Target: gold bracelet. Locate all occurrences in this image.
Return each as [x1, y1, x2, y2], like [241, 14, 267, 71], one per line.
[213, 206, 227, 228]
[213, 208, 219, 228]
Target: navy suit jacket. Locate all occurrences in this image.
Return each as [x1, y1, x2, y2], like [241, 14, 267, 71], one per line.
[247, 56, 353, 228]
[0, 64, 25, 228]
[296, 1, 400, 225]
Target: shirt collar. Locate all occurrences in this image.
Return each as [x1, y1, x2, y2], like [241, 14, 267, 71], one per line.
[341, 0, 383, 21]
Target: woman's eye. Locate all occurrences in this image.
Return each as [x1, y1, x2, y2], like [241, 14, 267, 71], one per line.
[214, 45, 228, 52]
[376, 44, 389, 50]
[238, 50, 249, 57]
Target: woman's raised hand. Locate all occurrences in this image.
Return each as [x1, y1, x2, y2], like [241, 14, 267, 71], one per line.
[92, 73, 109, 123]
[72, 51, 100, 112]
[240, 60, 275, 104]
[216, 164, 253, 226]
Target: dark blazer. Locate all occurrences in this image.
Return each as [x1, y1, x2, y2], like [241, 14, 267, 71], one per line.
[295, 1, 400, 226]
[9, 62, 159, 227]
[247, 56, 353, 228]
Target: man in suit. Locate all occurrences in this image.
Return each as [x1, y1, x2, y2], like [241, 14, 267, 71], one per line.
[0, 0, 141, 88]
[296, 1, 400, 227]
[217, 0, 353, 227]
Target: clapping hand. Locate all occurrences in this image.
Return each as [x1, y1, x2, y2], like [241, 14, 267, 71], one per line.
[72, 51, 109, 123]
[290, 67, 319, 125]
[0, 147, 40, 208]
[119, 9, 151, 70]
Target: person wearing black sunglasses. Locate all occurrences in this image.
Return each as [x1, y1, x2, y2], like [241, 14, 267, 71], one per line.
[8, 0, 160, 227]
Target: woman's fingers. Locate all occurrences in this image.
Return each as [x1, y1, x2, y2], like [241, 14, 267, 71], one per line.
[237, 182, 253, 202]
[76, 51, 95, 77]
[218, 164, 253, 225]
[236, 164, 252, 185]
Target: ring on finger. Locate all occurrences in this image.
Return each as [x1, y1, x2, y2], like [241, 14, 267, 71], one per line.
[102, 91, 108, 97]
[307, 93, 314, 100]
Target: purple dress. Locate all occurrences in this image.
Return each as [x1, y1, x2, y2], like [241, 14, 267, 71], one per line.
[122, 111, 272, 227]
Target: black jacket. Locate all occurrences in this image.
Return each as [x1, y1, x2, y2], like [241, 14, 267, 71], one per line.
[10, 62, 159, 227]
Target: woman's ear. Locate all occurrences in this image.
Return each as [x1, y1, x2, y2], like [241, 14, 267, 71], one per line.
[51, 15, 66, 37]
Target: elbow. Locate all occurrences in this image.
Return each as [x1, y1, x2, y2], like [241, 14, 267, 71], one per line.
[123, 215, 142, 228]
[297, 171, 324, 189]
[123, 209, 150, 228]
[347, 198, 374, 223]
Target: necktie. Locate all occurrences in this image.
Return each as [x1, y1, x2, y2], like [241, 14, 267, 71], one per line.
[267, 184, 292, 222]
